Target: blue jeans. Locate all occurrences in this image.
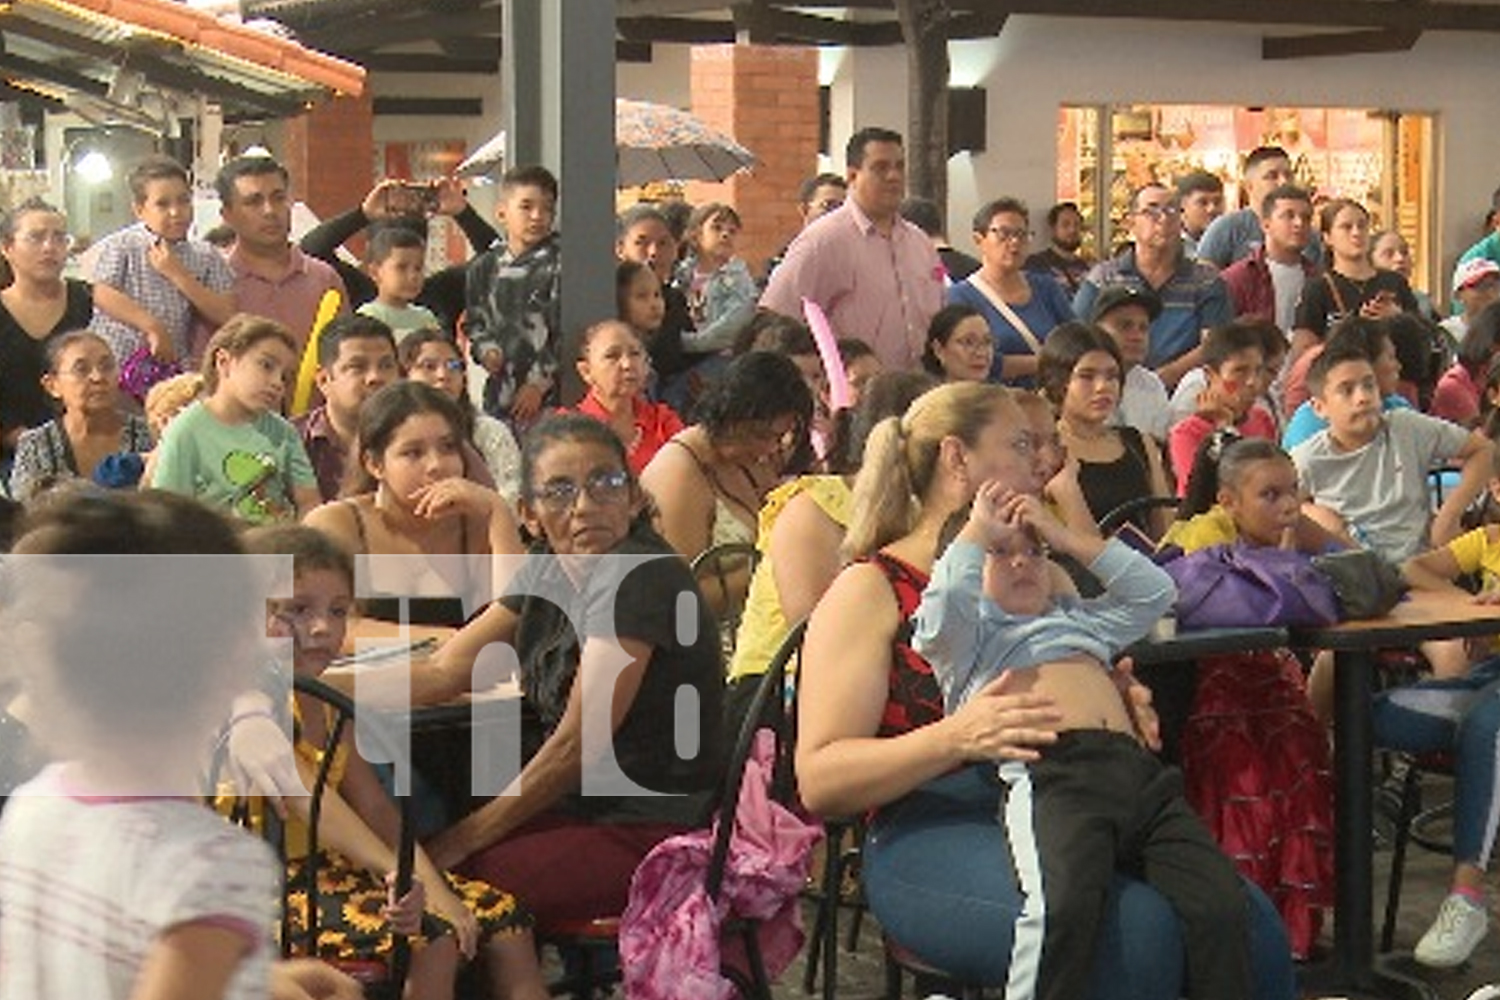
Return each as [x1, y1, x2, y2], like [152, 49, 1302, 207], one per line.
[1374, 656, 1500, 868]
[863, 764, 1296, 1000]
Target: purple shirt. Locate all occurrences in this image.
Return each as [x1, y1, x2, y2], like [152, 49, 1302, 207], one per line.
[760, 200, 944, 371]
[228, 245, 349, 354]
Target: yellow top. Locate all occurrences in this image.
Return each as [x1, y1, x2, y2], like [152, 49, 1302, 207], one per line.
[725, 475, 852, 683]
[216, 699, 348, 861]
[1159, 506, 1239, 554]
[1447, 525, 1500, 590]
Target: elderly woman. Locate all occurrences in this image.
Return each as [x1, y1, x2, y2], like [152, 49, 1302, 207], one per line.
[795, 381, 1297, 997]
[948, 198, 1074, 386]
[9, 330, 150, 501]
[424, 413, 724, 925]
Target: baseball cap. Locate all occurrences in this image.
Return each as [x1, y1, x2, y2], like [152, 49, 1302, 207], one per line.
[1092, 285, 1163, 323]
[1454, 258, 1500, 293]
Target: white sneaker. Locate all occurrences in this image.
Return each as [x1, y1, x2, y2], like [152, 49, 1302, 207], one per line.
[1414, 893, 1489, 968]
[1465, 986, 1500, 1000]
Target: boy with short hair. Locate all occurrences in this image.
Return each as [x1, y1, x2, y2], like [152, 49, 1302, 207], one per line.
[464, 164, 562, 422]
[293, 313, 400, 501]
[91, 154, 237, 366]
[1292, 341, 1493, 562]
[914, 483, 1251, 1000]
[356, 225, 442, 342]
[1167, 321, 1279, 493]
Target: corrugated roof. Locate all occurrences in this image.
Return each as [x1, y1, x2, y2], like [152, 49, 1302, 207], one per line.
[0, 0, 363, 121]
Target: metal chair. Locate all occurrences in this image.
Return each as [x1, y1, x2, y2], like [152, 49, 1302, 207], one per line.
[216, 675, 417, 998]
[1379, 752, 1456, 953]
[692, 541, 761, 655]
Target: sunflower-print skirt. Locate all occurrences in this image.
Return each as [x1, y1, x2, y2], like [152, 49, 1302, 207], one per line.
[284, 850, 532, 960]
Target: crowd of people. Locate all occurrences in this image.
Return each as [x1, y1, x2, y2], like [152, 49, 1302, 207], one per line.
[5, 122, 1500, 999]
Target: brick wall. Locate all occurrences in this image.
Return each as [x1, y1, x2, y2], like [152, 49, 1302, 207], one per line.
[687, 44, 820, 281]
[284, 91, 374, 226]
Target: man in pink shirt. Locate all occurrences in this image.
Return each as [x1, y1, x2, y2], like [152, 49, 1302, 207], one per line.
[216, 155, 348, 355]
[760, 127, 943, 370]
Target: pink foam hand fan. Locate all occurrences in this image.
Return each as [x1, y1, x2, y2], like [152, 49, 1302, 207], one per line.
[801, 298, 853, 412]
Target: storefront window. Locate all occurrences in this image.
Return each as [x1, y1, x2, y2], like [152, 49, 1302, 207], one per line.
[1058, 103, 1436, 292]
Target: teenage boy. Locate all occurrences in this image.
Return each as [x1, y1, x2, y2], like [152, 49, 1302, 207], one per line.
[92, 154, 236, 365]
[1176, 171, 1225, 260]
[1094, 285, 1170, 441]
[356, 226, 441, 342]
[1196, 147, 1321, 269]
[1220, 185, 1319, 338]
[464, 165, 562, 422]
[293, 314, 401, 502]
[1292, 341, 1492, 563]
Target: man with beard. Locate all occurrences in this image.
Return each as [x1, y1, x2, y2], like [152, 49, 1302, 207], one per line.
[1024, 201, 1093, 296]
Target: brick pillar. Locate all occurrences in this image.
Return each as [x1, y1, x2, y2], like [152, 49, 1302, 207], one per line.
[688, 44, 820, 282]
[283, 91, 374, 223]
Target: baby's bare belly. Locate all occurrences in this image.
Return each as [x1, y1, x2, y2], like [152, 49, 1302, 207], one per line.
[1008, 657, 1136, 736]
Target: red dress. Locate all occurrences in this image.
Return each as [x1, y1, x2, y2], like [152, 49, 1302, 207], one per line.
[1179, 650, 1333, 959]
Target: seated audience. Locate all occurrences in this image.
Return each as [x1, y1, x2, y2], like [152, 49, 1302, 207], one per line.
[9, 331, 150, 501]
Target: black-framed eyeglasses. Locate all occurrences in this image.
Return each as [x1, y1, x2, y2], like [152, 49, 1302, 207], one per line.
[1134, 204, 1182, 222]
[530, 469, 632, 512]
[987, 226, 1032, 243]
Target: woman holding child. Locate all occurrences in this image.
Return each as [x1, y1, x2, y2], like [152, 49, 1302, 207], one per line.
[795, 381, 1296, 997]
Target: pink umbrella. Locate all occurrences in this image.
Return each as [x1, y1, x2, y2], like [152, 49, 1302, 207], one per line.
[615, 98, 757, 186]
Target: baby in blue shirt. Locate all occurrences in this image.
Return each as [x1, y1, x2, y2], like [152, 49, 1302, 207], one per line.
[913, 482, 1251, 1000]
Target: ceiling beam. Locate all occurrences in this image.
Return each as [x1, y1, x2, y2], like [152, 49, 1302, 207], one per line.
[1262, 27, 1422, 58]
[303, 8, 502, 53]
[983, 0, 1500, 33]
[616, 15, 735, 43]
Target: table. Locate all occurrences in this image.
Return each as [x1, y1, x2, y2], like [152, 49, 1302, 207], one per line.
[1291, 590, 1500, 1000]
[333, 617, 523, 801]
[1124, 623, 1289, 665]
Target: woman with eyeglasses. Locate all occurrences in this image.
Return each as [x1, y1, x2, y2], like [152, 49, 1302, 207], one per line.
[398, 327, 522, 502]
[422, 412, 724, 930]
[0, 198, 93, 467]
[922, 303, 998, 382]
[948, 197, 1074, 387]
[572, 318, 683, 474]
[8, 330, 150, 501]
[641, 350, 815, 561]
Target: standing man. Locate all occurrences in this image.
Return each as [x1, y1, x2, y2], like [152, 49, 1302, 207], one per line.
[1175, 171, 1225, 260]
[760, 127, 943, 370]
[1220, 185, 1318, 337]
[216, 155, 348, 354]
[1074, 183, 1233, 390]
[1024, 202, 1094, 296]
[1196, 147, 1320, 268]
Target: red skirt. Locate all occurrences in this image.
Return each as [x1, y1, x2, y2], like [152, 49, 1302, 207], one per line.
[1180, 650, 1334, 960]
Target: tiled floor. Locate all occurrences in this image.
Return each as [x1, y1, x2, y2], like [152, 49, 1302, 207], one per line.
[771, 771, 1500, 999]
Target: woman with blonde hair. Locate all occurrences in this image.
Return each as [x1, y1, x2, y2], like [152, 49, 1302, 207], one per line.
[796, 380, 1296, 996]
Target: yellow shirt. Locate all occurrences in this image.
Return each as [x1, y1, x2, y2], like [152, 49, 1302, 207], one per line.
[1446, 525, 1500, 591]
[1159, 505, 1239, 554]
[725, 475, 851, 683]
